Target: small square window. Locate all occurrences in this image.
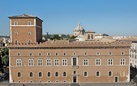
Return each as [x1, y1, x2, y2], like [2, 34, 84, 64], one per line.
[30, 53, 33, 56]
[55, 53, 58, 56]
[15, 32, 18, 35]
[47, 52, 51, 56]
[121, 52, 125, 55]
[96, 52, 100, 55]
[73, 52, 76, 56]
[28, 21, 31, 25]
[84, 52, 88, 56]
[28, 32, 31, 35]
[14, 21, 18, 25]
[17, 52, 21, 56]
[109, 52, 112, 55]
[63, 52, 66, 56]
[38, 53, 42, 56]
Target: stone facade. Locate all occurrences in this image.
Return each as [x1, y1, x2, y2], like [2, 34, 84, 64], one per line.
[9, 14, 43, 43]
[8, 14, 131, 83]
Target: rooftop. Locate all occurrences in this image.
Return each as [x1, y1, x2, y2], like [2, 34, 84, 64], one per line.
[8, 40, 131, 48]
[8, 14, 43, 21]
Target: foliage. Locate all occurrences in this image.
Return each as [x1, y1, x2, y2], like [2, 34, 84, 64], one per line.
[0, 47, 9, 67]
[2, 55, 9, 66]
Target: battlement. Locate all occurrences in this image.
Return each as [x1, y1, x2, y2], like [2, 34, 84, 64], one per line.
[8, 40, 131, 49]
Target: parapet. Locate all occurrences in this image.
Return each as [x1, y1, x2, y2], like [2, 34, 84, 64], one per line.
[7, 40, 131, 49]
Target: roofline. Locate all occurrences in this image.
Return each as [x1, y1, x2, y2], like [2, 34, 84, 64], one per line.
[8, 15, 43, 22]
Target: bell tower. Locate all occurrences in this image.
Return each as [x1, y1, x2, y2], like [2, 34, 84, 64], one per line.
[9, 14, 43, 44]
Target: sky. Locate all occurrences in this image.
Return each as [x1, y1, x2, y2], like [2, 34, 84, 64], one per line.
[0, 0, 137, 36]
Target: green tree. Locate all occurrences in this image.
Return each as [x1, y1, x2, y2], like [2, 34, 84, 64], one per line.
[2, 55, 9, 66]
[0, 47, 9, 67]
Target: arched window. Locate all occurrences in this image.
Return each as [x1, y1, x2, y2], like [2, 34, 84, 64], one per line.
[88, 34, 90, 39]
[15, 40, 18, 44]
[91, 34, 93, 39]
[28, 40, 31, 44]
[47, 72, 51, 77]
[28, 21, 31, 25]
[17, 72, 21, 77]
[63, 72, 66, 77]
[84, 72, 88, 77]
[14, 21, 18, 25]
[55, 72, 59, 77]
[38, 72, 42, 77]
[96, 71, 100, 77]
[30, 72, 33, 77]
[108, 71, 112, 76]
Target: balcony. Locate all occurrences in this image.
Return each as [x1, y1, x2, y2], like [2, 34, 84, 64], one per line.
[72, 65, 79, 69]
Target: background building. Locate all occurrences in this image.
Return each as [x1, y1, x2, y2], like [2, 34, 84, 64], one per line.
[130, 41, 137, 68]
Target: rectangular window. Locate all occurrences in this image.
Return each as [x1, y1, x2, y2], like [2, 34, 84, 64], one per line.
[28, 21, 31, 25]
[16, 59, 22, 66]
[96, 58, 101, 66]
[73, 58, 77, 66]
[83, 59, 89, 66]
[54, 59, 59, 66]
[62, 59, 67, 66]
[120, 58, 125, 65]
[46, 59, 52, 66]
[108, 58, 113, 65]
[38, 59, 43, 66]
[28, 59, 34, 66]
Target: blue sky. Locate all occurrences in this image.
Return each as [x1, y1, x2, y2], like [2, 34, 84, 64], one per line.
[0, 0, 137, 36]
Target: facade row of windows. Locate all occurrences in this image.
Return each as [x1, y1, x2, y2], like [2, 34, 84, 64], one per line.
[17, 51, 126, 56]
[15, 32, 31, 36]
[17, 71, 117, 78]
[14, 21, 32, 25]
[15, 39, 32, 44]
[16, 58, 126, 66]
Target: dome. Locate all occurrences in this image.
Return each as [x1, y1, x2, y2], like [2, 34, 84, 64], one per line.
[74, 22, 85, 31]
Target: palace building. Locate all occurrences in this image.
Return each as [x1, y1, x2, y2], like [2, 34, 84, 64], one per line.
[8, 14, 131, 83]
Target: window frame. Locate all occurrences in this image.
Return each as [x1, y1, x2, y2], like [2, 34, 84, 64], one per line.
[14, 21, 18, 25]
[95, 58, 101, 66]
[37, 59, 43, 66]
[62, 59, 67, 66]
[46, 59, 52, 66]
[29, 72, 33, 78]
[54, 59, 60, 66]
[108, 71, 113, 77]
[108, 58, 113, 66]
[38, 72, 42, 78]
[84, 71, 88, 77]
[16, 59, 22, 66]
[47, 72, 51, 77]
[83, 59, 89, 66]
[55, 72, 59, 77]
[28, 59, 34, 66]
[17, 72, 21, 77]
[96, 71, 100, 77]
[120, 58, 126, 65]
[63, 72, 67, 77]
[28, 21, 31, 25]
